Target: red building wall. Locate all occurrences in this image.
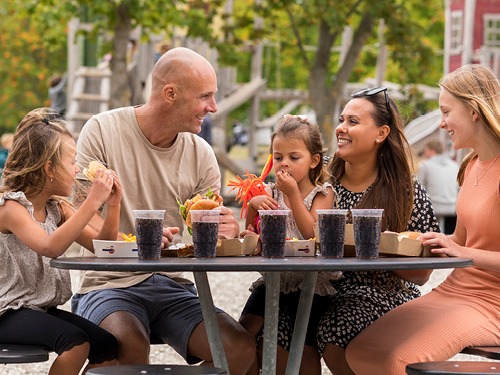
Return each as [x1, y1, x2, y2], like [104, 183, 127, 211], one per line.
[448, 0, 500, 72]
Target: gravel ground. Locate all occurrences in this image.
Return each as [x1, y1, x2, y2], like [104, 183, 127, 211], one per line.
[4, 230, 495, 374]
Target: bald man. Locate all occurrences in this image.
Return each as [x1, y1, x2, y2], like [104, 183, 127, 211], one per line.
[72, 47, 255, 373]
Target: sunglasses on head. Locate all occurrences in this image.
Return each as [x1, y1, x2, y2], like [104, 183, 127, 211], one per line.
[351, 87, 392, 123]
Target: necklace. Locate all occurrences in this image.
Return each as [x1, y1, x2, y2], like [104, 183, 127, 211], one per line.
[475, 154, 500, 186]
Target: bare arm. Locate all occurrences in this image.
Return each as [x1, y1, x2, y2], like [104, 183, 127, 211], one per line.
[419, 228, 500, 272]
[0, 170, 114, 258]
[275, 171, 333, 240]
[294, 186, 334, 240]
[392, 269, 433, 286]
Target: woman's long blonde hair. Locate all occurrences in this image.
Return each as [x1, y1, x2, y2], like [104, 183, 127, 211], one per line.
[439, 64, 500, 185]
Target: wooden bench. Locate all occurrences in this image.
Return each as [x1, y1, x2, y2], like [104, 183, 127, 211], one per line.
[461, 346, 500, 360]
[406, 346, 500, 374]
[0, 344, 50, 364]
[406, 361, 499, 374]
[87, 364, 226, 375]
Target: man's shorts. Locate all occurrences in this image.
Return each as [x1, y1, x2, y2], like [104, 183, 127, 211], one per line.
[72, 274, 223, 363]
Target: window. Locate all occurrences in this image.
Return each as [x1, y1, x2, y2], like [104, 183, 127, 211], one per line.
[484, 14, 500, 47]
[450, 11, 463, 55]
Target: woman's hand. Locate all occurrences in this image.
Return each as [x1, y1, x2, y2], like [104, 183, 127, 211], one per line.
[418, 232, 465, 257]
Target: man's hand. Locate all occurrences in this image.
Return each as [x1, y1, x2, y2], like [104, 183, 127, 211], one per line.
[240, 224, 261, 255]
[162, 227, 180, 249]
[218, 206, 240, 239]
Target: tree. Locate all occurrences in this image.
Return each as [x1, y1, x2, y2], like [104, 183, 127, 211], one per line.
[2, 0, 444, 146]
[0, 0, 67, 133]
[22, 0, 225, 108]
[229, 0, 444, 149]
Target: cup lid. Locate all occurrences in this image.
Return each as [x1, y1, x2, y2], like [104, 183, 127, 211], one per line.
[258, 209, 290, 216]
[133, 210, 166, 219]
[350, 208, 384, 217]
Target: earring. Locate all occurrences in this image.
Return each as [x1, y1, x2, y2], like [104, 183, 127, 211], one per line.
[376, 139, 381, 143]
[50, 177, 53, 182]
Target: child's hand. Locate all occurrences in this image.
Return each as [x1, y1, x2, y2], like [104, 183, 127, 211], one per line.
[249, 195, 278, 211]
[240, 224, 257, 237]
[87, 169, 114, 206]
[275, 170, 299, 197]
[106, 170, 122, 208]
[240, 225, 262, 255]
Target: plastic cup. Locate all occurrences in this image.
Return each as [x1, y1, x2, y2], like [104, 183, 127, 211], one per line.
[317, 209, 348, 258]
[133, 210, 165, 260]
[190, 210, 221, 258]
[258, 210, 290, 258]
[351, 209, 384, 259]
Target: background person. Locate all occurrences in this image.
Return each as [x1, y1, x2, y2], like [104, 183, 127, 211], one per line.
[0, 108, 120, 375]
[0, 133, 14, 179]
[275, 87, 440, 375]
[198, 113, 213, 145]
[346, 63, 500, 375]
[417, 140, 460, 234]
[48, 73, 67, 119]
[71, 47, 255, 374]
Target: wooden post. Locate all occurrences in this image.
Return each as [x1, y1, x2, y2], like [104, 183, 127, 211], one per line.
[462, 0, 476, 65]
[375, 19, 387, 86]
[249, 0, 264, 164]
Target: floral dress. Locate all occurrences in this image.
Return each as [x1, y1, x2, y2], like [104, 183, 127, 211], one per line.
[277, 178, 440, 352]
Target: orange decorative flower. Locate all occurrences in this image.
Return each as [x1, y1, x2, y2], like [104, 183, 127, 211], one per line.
[227, 154, 273, 218]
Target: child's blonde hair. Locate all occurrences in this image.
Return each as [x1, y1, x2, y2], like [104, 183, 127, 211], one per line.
[1, 108, 74, 196]
[270, 114, 330, 185]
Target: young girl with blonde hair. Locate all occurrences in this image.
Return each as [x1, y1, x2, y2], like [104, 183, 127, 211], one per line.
[0, 108, 122, 375]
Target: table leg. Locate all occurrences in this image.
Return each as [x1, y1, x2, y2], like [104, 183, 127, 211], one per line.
[285, 271, 318, 375]
[193, 271, 230, 374]
[262, 272, 281, 375]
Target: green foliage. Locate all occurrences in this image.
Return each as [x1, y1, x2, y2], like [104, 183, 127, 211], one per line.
[0, 0, 445, 134]
[0, 0, 67, 133]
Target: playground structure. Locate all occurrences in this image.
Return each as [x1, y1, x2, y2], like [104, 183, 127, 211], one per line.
[65, 19, 439, 181]
[65, 0, 500, 188]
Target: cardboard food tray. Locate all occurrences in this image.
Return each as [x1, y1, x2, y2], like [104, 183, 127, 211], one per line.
[343, 224, 436, 257]
[284, 240, 317, 257]
[164, 235, 258, 257]
[93, 240, 138, 258]
[216, 235, 259, 256]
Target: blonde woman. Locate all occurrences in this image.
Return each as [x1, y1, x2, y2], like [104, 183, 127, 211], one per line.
[347, 64, 500, 374]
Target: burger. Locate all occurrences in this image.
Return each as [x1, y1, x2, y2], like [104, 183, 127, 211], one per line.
[177, 190, 223, 232]
[398, 231, 420, 240]
[83, 161, 107, 182]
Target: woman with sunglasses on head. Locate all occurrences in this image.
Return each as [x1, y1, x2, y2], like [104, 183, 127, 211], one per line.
[274, 87, 440, 375]
[347, 65, 500, 375]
